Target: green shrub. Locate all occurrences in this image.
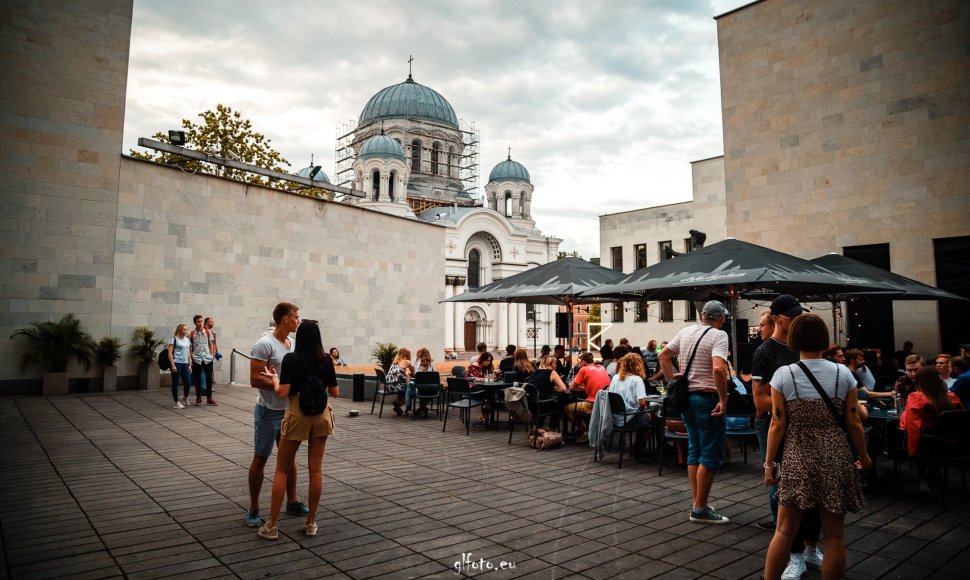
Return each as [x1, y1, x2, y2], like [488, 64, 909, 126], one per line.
[129, 327, 165, 364]
[94, 336, 124, 367]
[371, 342, 399, 373]
[9, 313, 96, 373]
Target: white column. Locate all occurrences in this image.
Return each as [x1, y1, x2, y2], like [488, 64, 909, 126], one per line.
[495, 303, 504, 350]
[444, 285, 454, 351]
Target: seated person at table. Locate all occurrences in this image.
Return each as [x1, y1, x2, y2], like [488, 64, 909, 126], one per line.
[526, 355, 568, 431]
[606, 345, 631, 378]
[894, 354, 924, 403]
[949, 356, 970, 408]
[385, 348, 413, 416]
[935, 354, 954, 388]
[413, 347, 436, 373]
[900, 366, 962, 492]
[566, 353, 611, 441]
[498, 344, 516, 374]
[608, 353, 649, 429]
[511, 348, 536, 383]
[465, 352, 496, 424]
[846, 348, 882, 399]
[553, 344, 569, 376]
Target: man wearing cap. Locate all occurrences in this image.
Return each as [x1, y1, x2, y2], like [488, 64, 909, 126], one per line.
[659, 300, 730, 524]
[752, 295, 823, 578]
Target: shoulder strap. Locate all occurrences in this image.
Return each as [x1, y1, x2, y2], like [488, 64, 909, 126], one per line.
[683, 326, 714, 376]
[796, 361, 844, 429]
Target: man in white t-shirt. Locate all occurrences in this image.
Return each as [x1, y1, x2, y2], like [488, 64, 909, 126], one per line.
[659, 300, 730, 525]
[245, 302, 307, 528]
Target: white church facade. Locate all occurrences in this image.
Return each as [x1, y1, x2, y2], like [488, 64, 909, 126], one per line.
[325, 72, 563, 353]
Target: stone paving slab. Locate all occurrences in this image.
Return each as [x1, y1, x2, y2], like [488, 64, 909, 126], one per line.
[1, 384, 969, 579]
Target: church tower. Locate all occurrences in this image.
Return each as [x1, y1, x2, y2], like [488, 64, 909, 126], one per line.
[352, 132, 412, 217]
[485, 155, 537, 233]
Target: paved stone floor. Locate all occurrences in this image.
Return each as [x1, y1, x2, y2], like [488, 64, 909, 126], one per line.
[1, 385, 968, 579]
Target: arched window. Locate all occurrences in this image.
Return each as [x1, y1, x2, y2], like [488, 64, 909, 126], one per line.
[468, 249, 481, 289]
[388, 170, 396, 201]
[519, 191, 526, 216]
[371, 170, 380, 201]
[504, 192, 513, 217]
[431, 142, 440, 175]
[411, 140, 421, 172]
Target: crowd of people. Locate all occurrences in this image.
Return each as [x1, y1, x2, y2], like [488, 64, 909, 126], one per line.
[188, 298, 965, 579]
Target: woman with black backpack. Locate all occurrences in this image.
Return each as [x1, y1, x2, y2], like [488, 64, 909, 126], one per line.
[258, 319, 339, 540]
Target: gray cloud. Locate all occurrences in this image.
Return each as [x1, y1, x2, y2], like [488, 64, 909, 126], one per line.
[124, 0, 747, 256]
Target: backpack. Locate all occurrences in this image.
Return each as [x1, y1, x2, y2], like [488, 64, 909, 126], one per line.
[504, 385, 532, 424]
[157, 343, 171, 371]
[299, 372, 328, 416]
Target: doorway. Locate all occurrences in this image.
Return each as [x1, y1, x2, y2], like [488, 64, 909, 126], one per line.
[844, 244, 894, 370]
[934, 235, 970, 354]
[464, 321, 476, 352]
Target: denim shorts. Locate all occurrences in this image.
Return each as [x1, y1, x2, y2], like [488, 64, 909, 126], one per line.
[683, 391, 726, 470]
[253, 404, 285, 457]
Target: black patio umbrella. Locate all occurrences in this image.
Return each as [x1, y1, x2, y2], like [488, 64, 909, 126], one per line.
[578, 238, 892, 356]
[443, 257, 626, 353]
[809, 253, 968, 342]
[580, 238, 887, 302]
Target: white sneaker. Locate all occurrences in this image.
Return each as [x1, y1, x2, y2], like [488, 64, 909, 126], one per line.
[178, 395, 187, 406]
[782, 553, 806, 580]
[174, 401, 186, 409]
[803, 546, 823, 569]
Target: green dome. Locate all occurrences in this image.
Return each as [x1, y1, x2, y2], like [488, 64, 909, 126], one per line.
[488, 157, 531, 183]
[359, 76, 458, 129]
[296, 165, 330, 184]
[359, 134, 406, 161]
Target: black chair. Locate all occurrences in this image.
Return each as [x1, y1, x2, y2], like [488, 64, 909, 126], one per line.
[412, 371, 441, 419]
[606, 392, 650, 469]
[508, 383, 561, 444]
[918, 410, 970, 507]
[442, 377, 486, 435]
[451, 365, 466, 378]
[659, 398, 689, 475]
[725, 393, 757, 464]
[371, 368, 402, 417]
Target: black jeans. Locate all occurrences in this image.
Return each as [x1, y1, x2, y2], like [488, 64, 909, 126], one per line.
[192, 360, 214, 398]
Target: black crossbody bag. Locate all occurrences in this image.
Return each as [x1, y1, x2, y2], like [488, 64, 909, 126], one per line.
[796, 361, 858, 459]
[667, 326, 714, 413]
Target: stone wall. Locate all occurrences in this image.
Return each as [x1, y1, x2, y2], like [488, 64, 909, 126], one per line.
[717, 0, 970, 355]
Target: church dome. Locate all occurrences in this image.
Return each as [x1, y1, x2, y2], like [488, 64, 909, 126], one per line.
[488, 157, 531, 183]
[358, 134, 406, 161]
[359, 75, 459, 129]
[296, 164, 330, 184]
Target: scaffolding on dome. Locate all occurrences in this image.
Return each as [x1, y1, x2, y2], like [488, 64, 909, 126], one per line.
[333, 118, 481, 207]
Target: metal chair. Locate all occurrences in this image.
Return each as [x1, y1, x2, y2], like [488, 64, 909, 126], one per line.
[442, 377, 486, 435]
[606, 392, 650, 468]
[725, 392, 757, 464]
[370, 368, 395, 416]
[918, 410, 970, 507]
[508, 383, 561, 444]
[659, 398, 689, 475]
[451, 365, 466, 378]
[412, 371, 441, 419]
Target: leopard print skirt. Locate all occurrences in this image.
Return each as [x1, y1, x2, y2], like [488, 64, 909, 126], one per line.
[777, 398, 865, 514]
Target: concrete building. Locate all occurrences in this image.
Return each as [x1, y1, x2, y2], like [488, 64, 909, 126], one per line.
[0, 0, 445, 393]
[599, 0, 970, 364]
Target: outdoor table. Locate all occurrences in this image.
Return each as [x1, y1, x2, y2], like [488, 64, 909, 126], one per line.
[468, 380, 513, 428]
[865, 407, 903, 485]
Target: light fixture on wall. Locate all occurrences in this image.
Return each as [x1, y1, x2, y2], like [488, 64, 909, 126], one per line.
[168, 130, 186, 146]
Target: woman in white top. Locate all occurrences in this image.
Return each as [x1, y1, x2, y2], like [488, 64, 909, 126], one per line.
[413, 347, 436, 373]
[763, 314, 871, 580]
[608, 353, 649, 428]
[168, 324, 192, 408]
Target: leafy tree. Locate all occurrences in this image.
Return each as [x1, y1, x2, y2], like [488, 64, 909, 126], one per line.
[557, 250, 584, 260]
[587, 304, 601, 326]
[130, 104, 291, 187]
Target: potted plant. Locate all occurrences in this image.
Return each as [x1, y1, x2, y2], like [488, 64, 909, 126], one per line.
[94, 336, 123, 392]
[9, 313, 96, 396]
[371, 341, 398, 373]
[129, 326, 164, 390]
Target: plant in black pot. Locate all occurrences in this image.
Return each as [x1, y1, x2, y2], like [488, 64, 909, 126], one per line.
[95, 336, 124, 392]
[129, 326, 165, 390]
[9, 313, 96, 396]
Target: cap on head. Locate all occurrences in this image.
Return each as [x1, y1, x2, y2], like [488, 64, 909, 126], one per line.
[959, 342, 970, 351]
[770, 294, 808, 318]
[702, 300, 728, 320]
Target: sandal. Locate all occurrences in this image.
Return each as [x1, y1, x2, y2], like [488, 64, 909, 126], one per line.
[476, 417, 489, 425]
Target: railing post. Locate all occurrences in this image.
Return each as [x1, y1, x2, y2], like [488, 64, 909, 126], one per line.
[230, 350, 237, 384]
[352, 373, 365, 402]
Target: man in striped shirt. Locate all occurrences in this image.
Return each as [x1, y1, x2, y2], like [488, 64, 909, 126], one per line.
[659, 300, 730, 524]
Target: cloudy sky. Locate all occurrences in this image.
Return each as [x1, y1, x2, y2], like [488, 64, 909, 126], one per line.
[123, 0, 748, 257]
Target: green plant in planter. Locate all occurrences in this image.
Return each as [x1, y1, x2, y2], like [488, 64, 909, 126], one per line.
[129, 327, 164, 364]
[9, 313, 96, 373]
[371, 342, 399, 373]
[94, 336, 124, 367]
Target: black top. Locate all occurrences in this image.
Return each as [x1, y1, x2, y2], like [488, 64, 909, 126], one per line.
[751, 338, 798, 386]
[600, 344, 614, 360]
[499, 357, 515, 373]
[279, 352, 337, 397]
[525, 368, 557, 398]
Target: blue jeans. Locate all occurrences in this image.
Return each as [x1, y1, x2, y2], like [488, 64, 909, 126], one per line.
[171, 363, 191, 401]
[683, 391, 726, 471]
[755, 416, 778, 523]
[253, 405, 285, 457]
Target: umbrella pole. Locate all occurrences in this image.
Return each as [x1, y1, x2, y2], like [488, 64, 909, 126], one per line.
[730, 295, 737, 367]
[832, 300, 838, 344]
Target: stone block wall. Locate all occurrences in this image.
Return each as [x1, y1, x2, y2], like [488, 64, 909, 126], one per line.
[717, 0, 970, 354]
